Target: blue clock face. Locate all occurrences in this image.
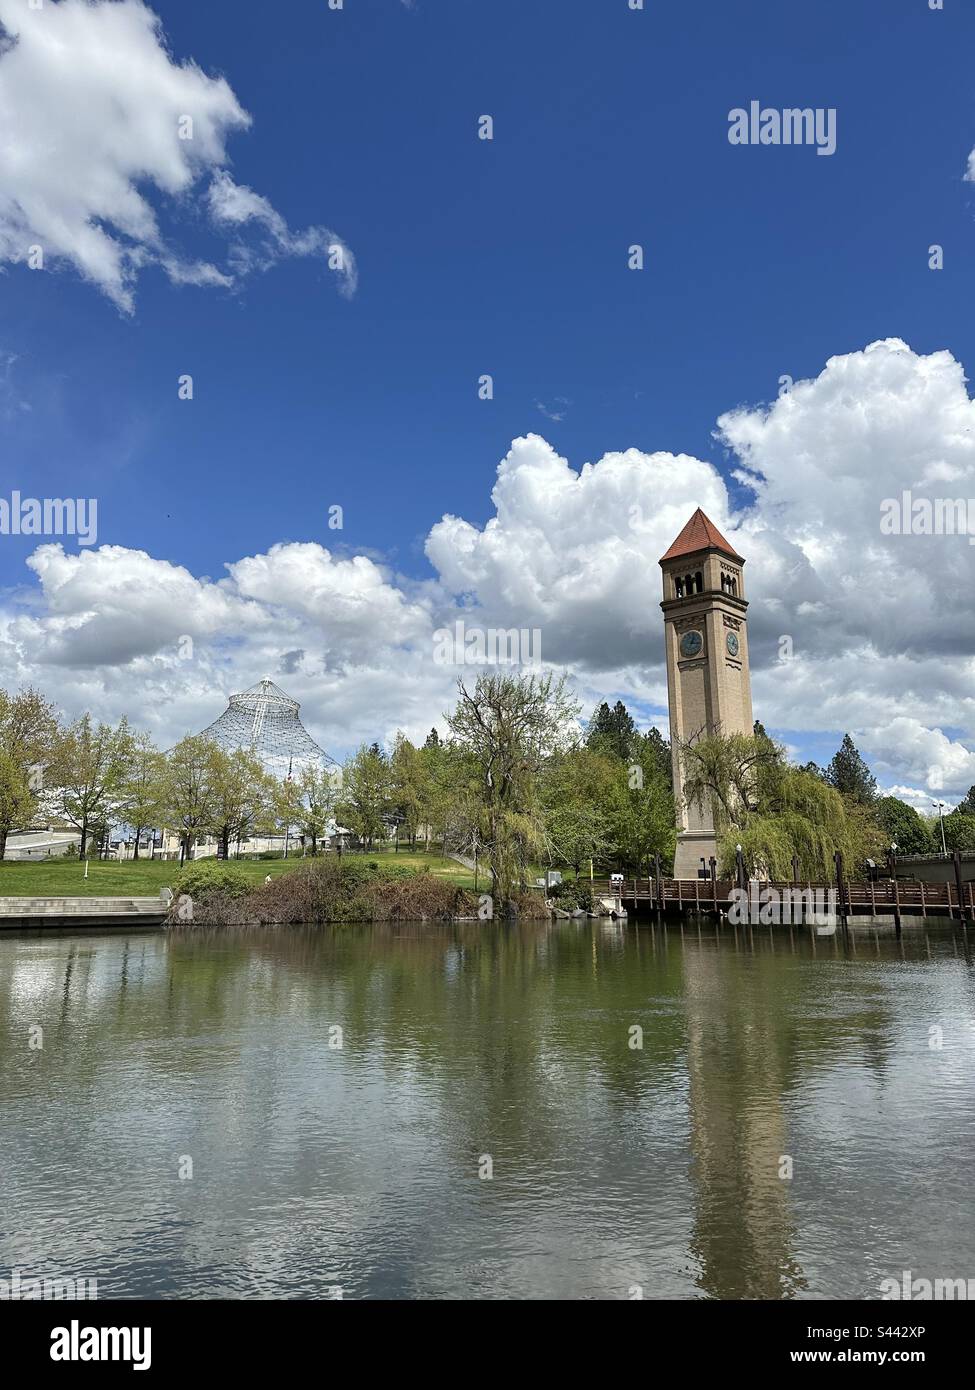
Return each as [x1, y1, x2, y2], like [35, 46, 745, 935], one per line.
[726, 632, 740, 657]
[679, 630, 703, 658]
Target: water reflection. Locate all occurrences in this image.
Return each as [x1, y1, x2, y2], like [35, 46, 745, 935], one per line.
[0, 920, 973, 1299]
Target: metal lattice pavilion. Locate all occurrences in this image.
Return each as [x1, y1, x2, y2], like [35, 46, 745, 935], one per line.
[200, 678, 332, 781]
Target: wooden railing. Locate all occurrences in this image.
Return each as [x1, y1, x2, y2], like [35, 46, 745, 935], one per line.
[587, 877, 975, 920]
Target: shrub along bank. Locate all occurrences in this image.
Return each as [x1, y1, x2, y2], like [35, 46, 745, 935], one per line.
[169, 857, 549, 925]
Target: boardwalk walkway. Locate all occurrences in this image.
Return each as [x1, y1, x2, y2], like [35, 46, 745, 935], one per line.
[589, 877, 975, 923]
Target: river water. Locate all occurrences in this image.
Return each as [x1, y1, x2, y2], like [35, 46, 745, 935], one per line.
[1, 920, 973, 1300]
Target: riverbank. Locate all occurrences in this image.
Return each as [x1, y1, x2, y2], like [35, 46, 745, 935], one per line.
[168, 857, 548, 926]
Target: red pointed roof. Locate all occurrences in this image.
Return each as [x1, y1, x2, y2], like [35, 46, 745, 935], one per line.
[659, 508, 744, 564]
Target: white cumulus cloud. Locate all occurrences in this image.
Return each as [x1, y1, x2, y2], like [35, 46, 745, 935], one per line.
[0, 0, 354, 310]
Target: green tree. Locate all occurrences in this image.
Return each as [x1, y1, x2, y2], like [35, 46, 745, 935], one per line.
[339, 743, 392, 848]
[417, 736, 448, 851]
[0, 751, 38, 861]
[448, 672, 579, 914]
[53, 714, 133, 859]
[164, 735, 222, 864]
[719, 769, 884, 880]
[873, 796, 931, 855]
[585, 700, 636, 761]
[390, 734, 426, 847]
[542, 746, 615, 877]
[682, 731, 884, 879]
[118, 731, 166, 859]
[955, 785, 975, 818]
[606, 746, 677, 875]
[825, 734, 877, 804]
[0, 685, 59, 769]
[941, 810, 975, 853]
[639, 726, 673, 789]
[412, 735, 470, 855]
[0, 686, 59, 857]
[280, 761, 342, 855]
[679, 731, 780, 832]
[209, 747, 272, 860]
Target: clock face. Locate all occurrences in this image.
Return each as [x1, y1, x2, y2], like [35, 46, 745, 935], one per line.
[679, 630, 703, 659]
[726, 631, 740, 657]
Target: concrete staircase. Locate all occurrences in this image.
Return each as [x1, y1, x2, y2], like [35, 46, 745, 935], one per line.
[0, 895, 169, 930]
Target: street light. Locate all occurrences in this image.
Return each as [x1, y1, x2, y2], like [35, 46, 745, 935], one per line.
[931, 802, 948, 857]
[735, 842, 746, 893]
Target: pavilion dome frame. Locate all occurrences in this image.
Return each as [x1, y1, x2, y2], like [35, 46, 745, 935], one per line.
[199, 678, 335, 782]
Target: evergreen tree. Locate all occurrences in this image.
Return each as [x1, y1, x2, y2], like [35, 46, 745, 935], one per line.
[585, 700, 636, 761]
[639, 727, 673, 788]
[423, 728, 441, 749]
[956, 785, 975, 818]
[825, 734, 877, 804]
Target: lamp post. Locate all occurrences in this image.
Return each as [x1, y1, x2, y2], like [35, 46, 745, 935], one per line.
[931, 802, 948, 857]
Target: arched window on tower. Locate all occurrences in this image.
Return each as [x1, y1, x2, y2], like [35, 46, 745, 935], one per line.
[674, 576, 684, 598]
[694, 571, 703, 594]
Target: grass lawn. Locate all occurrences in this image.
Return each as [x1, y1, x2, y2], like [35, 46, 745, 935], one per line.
[365, 850, 558, 892]
[0, 849, 475, 897]
[368, 848, 475, 890]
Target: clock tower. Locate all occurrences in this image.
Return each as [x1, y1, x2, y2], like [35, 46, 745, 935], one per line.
[660, 509, 753, 880]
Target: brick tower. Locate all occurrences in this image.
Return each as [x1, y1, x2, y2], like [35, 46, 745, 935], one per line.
[660, 509, 754, 879]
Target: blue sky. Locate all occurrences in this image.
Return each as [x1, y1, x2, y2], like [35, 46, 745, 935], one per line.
[2, 0, 975, 803]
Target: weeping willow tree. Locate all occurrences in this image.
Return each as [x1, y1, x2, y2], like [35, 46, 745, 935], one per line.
[681, 731, 885, 880]
[447, 671, 579, 916]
